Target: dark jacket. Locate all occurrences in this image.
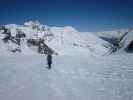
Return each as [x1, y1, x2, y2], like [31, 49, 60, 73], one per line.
[47, 55, 52, 64]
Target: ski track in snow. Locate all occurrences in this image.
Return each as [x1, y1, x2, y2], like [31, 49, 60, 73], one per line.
[0, 54, 133, 100]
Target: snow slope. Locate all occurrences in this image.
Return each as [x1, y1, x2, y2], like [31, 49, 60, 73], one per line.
[0, 21, 133, 100]
[0, 54, 133, 100]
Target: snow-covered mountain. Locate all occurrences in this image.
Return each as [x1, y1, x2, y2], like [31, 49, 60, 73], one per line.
[95, 28, 133, 53]
[0, 21, 133, 56]
[1, 21, 133, 100]
[0, 21, 107, 56]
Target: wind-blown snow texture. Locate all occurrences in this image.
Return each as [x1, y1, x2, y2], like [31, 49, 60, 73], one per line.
[0, 21, 133, 100]
[0, 54, 133, 100]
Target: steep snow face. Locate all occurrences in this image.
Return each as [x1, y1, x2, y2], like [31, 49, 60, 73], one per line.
[122, 29, 133, 49]
[0, 21, 107, 55]
[0, 24, 37, 55]
[94, 28, 133, 53]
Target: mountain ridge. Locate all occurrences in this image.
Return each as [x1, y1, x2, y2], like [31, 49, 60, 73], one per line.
[0, 21, 132, 55]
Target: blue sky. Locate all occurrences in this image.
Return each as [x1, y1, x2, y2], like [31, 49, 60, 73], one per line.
[0, 0, 133, 31]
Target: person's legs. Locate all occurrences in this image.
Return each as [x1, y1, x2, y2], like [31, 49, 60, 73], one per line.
[47, 62, 51, 69]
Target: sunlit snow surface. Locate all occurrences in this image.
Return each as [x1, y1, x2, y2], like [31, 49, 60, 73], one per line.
[0, 54, 133, 100]
[0, 22, 133, 100]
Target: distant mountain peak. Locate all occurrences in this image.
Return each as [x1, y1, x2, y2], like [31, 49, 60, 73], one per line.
[24, 20, 41, 27]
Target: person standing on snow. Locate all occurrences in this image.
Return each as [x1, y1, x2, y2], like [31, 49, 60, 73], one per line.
[46, 54, 52, 69]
